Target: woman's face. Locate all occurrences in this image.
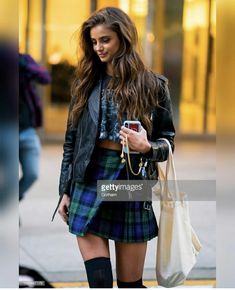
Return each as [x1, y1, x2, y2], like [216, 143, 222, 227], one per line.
[90, 24, 120, 64]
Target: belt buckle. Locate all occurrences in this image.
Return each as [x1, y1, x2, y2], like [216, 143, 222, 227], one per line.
[143, 201, 151, 210]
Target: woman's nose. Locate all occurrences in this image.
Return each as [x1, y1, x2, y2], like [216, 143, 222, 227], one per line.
[95, 42, 103, 52]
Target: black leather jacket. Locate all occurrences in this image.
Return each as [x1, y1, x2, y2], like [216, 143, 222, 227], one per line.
[58, 74, 175, 197]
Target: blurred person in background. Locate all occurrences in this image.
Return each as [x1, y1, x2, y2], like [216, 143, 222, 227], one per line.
[54, 7, 175, 288]
[19, 53, 51, 202]
[0, 41, 17, 209]
[0, 40, 18, 288]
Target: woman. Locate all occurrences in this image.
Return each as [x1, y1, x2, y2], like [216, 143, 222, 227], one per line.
[55, 7, 175, 288]
[19, 53, 51, 202]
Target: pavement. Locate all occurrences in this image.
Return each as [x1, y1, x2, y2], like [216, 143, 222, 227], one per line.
[19, 138, 216, 288]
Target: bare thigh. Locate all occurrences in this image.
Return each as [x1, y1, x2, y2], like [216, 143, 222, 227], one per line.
[77, 233, 110, 261]
[115, 241, 147, 282]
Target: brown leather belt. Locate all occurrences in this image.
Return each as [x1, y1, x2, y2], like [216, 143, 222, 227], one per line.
[97, 139, 122, 151]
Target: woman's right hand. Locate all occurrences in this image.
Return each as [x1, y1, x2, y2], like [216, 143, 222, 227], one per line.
[58, 194, 70, 224]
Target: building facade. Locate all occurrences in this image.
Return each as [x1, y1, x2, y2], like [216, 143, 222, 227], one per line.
[19, 0, 215, 139]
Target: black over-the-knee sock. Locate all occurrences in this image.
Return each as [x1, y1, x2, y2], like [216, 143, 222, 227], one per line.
[117, 278, 147, 288]
[84, 257, 113, 288]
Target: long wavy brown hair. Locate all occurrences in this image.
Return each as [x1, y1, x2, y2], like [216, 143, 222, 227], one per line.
[71, 7, 162, 133]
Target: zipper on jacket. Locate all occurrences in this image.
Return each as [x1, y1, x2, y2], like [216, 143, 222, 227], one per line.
[73, 115, 83, 178]
[84, 78, 103, 161]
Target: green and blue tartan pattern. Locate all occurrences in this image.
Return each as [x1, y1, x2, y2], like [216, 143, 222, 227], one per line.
[68, 147, 158, 242]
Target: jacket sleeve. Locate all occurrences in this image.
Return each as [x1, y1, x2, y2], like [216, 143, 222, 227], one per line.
[19, 53, 51, 84]
[58, 96, 77, 196]
[142, 75, 175, 162]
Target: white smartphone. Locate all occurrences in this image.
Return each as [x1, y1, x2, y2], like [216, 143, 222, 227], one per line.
[123, 120, 141, 154]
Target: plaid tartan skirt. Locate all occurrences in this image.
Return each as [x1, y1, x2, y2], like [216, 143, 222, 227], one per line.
[68, 147, 158, 243]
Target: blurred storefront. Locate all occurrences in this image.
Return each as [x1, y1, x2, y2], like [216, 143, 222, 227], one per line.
[19, 0, 215, 139]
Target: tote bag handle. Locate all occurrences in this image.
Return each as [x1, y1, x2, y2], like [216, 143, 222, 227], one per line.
[156, 138, 181, 202]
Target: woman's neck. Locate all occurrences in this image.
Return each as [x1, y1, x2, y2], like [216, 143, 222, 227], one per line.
[106, 63, 113, 76]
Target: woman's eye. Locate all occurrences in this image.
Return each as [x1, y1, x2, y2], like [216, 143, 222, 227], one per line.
[91, 38, 110, 45]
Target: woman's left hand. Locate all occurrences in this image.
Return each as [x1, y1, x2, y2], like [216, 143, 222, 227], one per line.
[119, 126, 152, 154]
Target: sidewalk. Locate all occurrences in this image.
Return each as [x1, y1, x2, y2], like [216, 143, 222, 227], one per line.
[19, 139, 216, 287]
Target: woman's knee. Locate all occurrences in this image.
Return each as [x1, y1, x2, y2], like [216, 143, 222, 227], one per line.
[77, 234, 113, 288]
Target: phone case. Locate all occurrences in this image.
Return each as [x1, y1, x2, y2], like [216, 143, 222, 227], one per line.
[123, 121, 141, 154]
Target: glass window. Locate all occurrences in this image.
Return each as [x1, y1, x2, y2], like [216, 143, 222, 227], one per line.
[180, 0, 215, 134]
[19, 0, 42, 60]
[19, 0, 27, 52]
[207, 0, 216, 134]
[44, 0, 90, 134]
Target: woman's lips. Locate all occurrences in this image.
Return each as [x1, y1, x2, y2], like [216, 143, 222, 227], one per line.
[98, 53, 108, 58]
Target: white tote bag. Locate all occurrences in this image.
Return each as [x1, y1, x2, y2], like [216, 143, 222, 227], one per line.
[153, 138, 202, 288]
